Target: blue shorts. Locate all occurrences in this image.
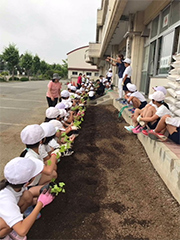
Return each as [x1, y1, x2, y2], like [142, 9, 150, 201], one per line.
[168, 127, 180, 144]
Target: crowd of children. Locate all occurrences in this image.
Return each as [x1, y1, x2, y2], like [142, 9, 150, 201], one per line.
[122, 84, 180, 144]
[0, 81, 88, 240]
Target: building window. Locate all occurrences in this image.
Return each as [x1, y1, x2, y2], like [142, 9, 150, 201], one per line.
[158, 31, 174, 74]
[160, 6, 170, 33]
[72, 72, 78, 75]
[171, 1, 180, 26]
[86, 72, 92, 76]
[151, 16, 159, 38]
[94, 72, 99, 76]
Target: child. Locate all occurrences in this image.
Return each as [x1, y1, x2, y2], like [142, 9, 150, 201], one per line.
[106, 68, 113, 82]
[0, 157, 54, 240]
[125, 86, 167, 132]
[39, 122, 59, 162]
[125, 83, 147, 109]
[20, 124, 59, 187]
[122, 58, 132, 94]
[148, 115, 180, 143]
[88, 87, 95, 100]
[134, 91, 172, 134]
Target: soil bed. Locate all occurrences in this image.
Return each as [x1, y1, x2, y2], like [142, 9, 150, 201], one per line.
[28, 105, 180, 240]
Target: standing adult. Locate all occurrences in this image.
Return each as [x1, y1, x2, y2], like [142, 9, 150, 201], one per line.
[46, 73, 62, 107]
[77, 73, 82, 89]
[106, 54, 125, 100]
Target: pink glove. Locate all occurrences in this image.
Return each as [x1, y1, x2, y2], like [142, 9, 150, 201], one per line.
[37, 192, 54, 208]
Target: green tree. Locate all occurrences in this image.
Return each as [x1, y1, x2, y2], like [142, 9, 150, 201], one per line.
[40, 60, 48, 75]
[61, 59, 68, 78]
[33, 55, 41, 76]
[20, 52, 33, 80]
[2, 44, 19, 81]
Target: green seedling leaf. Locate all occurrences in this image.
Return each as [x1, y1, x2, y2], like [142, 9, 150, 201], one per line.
[47, 160, 52, 166]
[61, 132, 66, 137]
[60, 145, 66, 152]
[50, 182, 66, 196]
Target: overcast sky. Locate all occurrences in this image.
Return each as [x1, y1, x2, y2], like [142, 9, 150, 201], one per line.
[0, 0, 101, 64]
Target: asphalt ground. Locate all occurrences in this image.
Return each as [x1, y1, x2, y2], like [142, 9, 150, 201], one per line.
[0, 80, 67, 179]
[0, 80, 49, 132]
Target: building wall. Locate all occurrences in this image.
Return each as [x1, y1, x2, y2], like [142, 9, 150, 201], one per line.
[67, 46, 99, 82]
[92, 0, 180, 95]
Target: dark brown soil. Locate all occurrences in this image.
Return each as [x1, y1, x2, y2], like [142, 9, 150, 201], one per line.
[28, 105, 180, 240]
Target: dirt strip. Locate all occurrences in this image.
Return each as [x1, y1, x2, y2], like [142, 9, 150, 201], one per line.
[28, 105, 180, 240]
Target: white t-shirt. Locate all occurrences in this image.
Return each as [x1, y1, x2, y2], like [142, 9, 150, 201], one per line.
[130, 91, 146, 102]
[39, 144, 52, 159]
[123, 66, 132, 78]
[107, 72, 113, 78]
[48, 138, 60, 149]
[156, 105, 172, 118]
[148, 100, 158, 110]
[88, 91, 95, 97]
[25, 149, 44, 186]
[0, 185, 25, 227]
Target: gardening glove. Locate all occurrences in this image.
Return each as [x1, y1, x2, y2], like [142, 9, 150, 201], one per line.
[71, 126, 78, 130]
[137, 115, 141, 123]
[137, 115, 145, 126]
[51, 149, 61, 159]
[38, 191, 54, 208]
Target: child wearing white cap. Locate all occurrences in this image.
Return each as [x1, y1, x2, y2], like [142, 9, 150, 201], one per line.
[106, 68, 113, 82]
[0, 157, 54, 240]
[20, 124, 60, 187]
[148, 115, 180, 143]
[133, 91, 172, 134]
[125, 86, 167, 133]
[122, 58, 132, 94]
[125, 83, 147, 109]
[39, 122, 60, 162]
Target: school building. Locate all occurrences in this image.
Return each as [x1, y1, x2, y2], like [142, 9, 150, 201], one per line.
[85, 0, 180, 204]
[85, 0, 180, 96]
[67, 46, 99, 84]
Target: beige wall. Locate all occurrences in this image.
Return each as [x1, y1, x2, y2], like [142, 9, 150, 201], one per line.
[68, 46, 98, 70]
[67, 46, 99, 81]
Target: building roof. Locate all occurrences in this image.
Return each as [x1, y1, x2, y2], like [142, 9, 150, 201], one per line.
[67, 45, 89, 55]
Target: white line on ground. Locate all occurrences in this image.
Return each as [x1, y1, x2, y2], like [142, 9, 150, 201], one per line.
[0, 98, 45, 103]
[0, 106, 29, 110]
[0, 122, 25, 126]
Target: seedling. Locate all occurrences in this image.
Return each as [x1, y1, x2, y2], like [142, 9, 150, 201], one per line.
[50, 182, 66, 196]
[39, 181, 65, 196]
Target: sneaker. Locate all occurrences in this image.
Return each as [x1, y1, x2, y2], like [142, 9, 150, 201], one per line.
[132, 126, 143, 134]
[9, 230, 27, 240]
[120, 100, 127, 105]
[128, 108, 135, 112]
[148, 130, 167, 141]
[124, 125, 135, 132]
[23, 206, 41, 220]
[116, 98, 124, 101]
[142, 129, 148, 136]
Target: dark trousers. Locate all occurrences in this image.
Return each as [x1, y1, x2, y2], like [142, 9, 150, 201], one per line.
[46, 96, 58, 107]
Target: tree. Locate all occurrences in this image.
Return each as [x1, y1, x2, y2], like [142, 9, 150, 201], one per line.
[33, 55, 41, 76]
[40, 60, 48, 75]
[2, 44, 19, 80]
[61, 59, 68, 78]
[20, 52, 33, 80]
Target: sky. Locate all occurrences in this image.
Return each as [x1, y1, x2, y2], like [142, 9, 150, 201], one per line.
[0, 0, 101, 64]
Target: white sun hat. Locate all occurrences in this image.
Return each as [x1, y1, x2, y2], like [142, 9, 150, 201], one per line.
[20, 124, 45, 144]
[4, 157, 44, 184]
